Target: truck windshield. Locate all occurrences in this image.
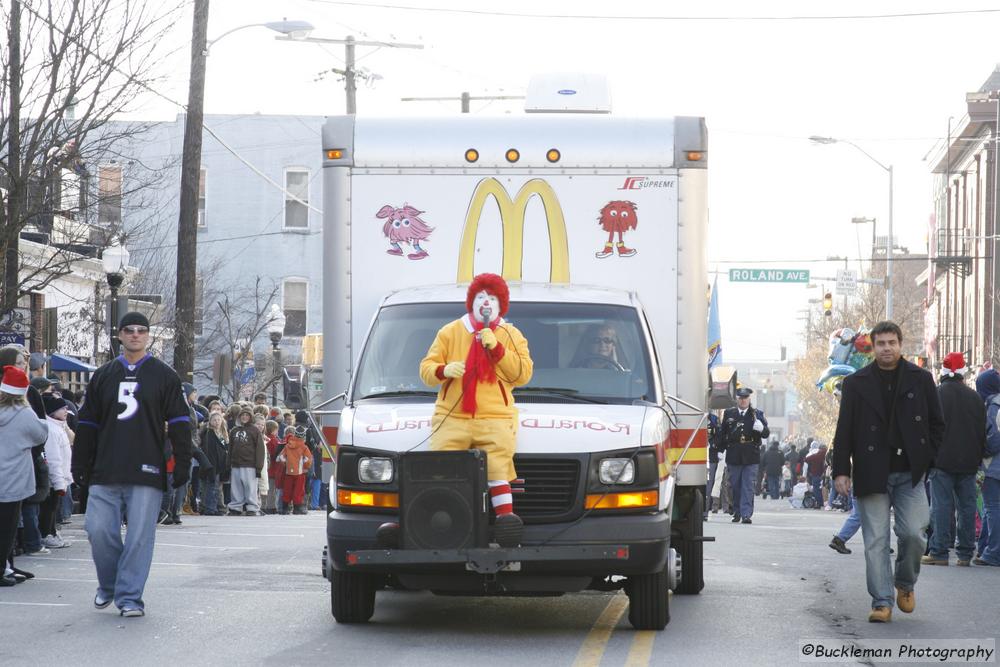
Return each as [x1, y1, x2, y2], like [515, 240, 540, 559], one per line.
[353, 302, 656, 405]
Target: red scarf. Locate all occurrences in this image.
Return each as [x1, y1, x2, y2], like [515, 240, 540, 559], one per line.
[462, 318, 499, 415]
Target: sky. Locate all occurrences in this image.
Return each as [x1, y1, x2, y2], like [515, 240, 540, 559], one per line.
[128, 0, 1000, 361]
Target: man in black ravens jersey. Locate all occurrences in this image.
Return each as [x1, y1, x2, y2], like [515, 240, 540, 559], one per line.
[71, 312, 192, 618]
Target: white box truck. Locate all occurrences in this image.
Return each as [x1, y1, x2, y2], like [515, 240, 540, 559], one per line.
[318, 96, 710, 630]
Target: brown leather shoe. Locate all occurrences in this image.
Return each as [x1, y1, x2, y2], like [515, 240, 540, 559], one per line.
[920, 555, 948, 566]
[868, 607, 892, 623]
[896, 587, 915, 613]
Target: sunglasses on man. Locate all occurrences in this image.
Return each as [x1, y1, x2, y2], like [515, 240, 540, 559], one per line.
[121, 326, 149, 335]
[591, 336, 615, 345]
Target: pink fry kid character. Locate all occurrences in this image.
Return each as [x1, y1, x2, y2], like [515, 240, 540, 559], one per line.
[376, 204, 434, 260]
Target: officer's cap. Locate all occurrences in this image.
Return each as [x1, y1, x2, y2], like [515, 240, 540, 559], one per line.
[735, 387, 753, 398]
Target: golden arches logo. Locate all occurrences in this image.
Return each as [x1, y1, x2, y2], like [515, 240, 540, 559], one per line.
[457, 178, 570, 283]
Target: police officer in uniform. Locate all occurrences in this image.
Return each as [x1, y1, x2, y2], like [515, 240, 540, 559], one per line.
[717, 386, 769, 524]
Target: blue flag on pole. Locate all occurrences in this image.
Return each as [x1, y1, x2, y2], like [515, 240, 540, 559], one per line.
[707, 277, 722, 371]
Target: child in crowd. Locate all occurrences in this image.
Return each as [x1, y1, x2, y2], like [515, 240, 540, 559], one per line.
[40, 394, 73, 549]
[277, 426, 313, 515]
[264, 420, 284, 514]
[781, 463, 792, 499]
[790, 476, 810, 509]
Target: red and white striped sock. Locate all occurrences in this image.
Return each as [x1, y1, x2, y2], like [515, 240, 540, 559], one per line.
[488, 480, 513, 515]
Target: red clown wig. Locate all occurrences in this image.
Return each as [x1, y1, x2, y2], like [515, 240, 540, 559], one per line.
[465, 273, 510, 317]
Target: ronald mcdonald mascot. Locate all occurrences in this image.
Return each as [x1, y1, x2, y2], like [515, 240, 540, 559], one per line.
[418, 273, 533, 546]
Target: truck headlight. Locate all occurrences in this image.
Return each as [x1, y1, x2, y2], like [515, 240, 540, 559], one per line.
[599, 458, 635, 485]
[358, 457, 394, 483]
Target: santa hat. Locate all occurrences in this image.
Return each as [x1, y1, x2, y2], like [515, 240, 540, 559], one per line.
[941, 352, 967, 378]
[465, 273, 510, 316]
[1, 365, 30, 396]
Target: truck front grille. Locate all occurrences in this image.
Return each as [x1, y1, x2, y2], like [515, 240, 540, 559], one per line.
[512, 456, 582, 521]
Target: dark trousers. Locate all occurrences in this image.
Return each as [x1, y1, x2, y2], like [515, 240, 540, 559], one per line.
[0, 501, 22, 566]
[38, 490, 60, 537]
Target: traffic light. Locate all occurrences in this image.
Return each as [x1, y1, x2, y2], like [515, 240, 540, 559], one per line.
[823, 292, 833, 317]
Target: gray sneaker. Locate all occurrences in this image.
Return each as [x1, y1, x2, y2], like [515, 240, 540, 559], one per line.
[94, 594, 112, 610]
[120, 607, 145, 618]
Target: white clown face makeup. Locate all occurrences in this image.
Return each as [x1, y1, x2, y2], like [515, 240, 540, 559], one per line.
[472, 290, 500, 325]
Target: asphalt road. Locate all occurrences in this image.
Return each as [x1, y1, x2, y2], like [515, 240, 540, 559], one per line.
[2, 499, 996, 666]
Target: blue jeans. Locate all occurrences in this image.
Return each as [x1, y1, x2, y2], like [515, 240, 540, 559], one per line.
[765, 474, 780, 500]
[20, 503, 42, 552]
[84, 484, 163, 612]
[728, 463, 758, 518]
[705, 460, 719, 511]
[809, 474, 823, 508]
[856, 472, 930, 609]
[928, 469, 977, 561]
[310, 478, 321, 509]
[21, 503, 42, 553]
[201, 474, 220, 514]
[979, 476, 1000, 565]
[836, 492, 861, 542]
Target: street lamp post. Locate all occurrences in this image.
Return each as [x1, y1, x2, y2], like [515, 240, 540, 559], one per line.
[810, 136, 895, 320]
[101, 240, 130, 357]
[173, 12, 314, 384]
[266, 304, 286, 407]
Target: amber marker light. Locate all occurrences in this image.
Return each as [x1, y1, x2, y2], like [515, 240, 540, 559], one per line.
[465, 148, 479, 163]
[686, 151, 704, 161]
[505, 148, 520, 163]
[326, 149, 344, 159]
[337, 489, 399, 508]
[546, 148, 561, 163]
[585, 490, 658, 510]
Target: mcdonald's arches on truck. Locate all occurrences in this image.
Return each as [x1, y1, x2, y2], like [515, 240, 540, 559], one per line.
[348, 172, 679, 365]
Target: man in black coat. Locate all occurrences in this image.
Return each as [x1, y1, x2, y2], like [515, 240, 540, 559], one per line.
[832, 321, 944, 624]
[923, 352, 985, 567]
[762, 440, 785, 500]
[717, 386, 769, 524]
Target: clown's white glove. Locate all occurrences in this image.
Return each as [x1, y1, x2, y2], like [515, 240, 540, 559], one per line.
[753, 419, 764, 433]
[479, 328, 497, 350]
[443, 361, 466, 379]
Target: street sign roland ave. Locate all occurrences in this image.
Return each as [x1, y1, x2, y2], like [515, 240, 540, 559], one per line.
[836, 269, 858, 295]
[728, 268, 810, 283]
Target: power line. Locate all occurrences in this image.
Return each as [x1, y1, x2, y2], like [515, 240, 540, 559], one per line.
[304, 1, 1000, 22]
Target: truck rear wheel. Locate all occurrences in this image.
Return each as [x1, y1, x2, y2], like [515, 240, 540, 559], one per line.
[626, 566, 670, 630]
[676, 488, 704, 595]
[330, 569, 376, 623]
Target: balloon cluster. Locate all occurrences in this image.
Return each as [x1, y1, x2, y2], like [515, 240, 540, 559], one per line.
[816, 327, 874, 395]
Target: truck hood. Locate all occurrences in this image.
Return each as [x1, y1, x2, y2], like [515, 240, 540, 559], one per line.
[349, 402, 645, 454]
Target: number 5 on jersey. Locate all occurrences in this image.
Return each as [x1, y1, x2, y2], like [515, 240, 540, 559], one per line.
[118, 381, 139, 420]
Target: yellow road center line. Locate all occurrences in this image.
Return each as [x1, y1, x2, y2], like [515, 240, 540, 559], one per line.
[572, 592, 629, 667]
[624, 630, 656, 667]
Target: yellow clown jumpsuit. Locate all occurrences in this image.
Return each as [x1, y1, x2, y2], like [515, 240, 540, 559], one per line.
[419, 314, 533, 481]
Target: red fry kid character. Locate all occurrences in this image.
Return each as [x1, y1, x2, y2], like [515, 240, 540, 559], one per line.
[596, 200, 638, 258]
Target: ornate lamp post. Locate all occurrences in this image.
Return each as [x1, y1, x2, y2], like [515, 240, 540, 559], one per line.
[266, 303, 286, 406]
[101, 240, 130, 356]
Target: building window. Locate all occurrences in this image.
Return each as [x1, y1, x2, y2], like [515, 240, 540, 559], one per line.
[284, 168, 309, 229]
[198, 168, 207, 228]
[283, 279, 307, 336]
[97, 164, 122, 225]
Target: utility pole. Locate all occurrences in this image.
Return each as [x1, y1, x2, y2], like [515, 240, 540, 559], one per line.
[277, 34, 424, 114]
[173, 0, 209, 381]
[401, 92, 526, 113]
[345, 36, 356, 115]
[3, 0, 22, 314]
